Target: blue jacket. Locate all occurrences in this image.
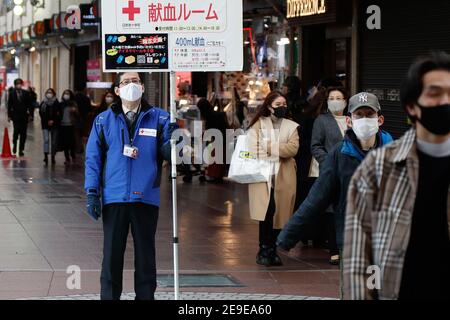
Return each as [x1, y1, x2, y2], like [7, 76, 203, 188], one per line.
[84, 100, 172, 207]
[277, 129, 393, 251]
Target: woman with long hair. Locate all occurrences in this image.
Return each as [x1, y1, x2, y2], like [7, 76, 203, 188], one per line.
[247, 91, 300, 266]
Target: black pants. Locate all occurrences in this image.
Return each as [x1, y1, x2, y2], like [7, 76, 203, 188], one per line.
[259, 189, 280, 247]
[60, 126, 77, 160]
[12, 121, 28, 152]
[326, 213, 339, 256]
[101, 203, 159, 300]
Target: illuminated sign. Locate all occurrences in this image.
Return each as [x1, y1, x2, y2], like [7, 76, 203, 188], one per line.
[287, 0, 326, 18]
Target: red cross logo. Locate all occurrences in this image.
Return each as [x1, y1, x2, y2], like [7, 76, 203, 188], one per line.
[141, 129, 145, 134]
[122, 0, 141, 21]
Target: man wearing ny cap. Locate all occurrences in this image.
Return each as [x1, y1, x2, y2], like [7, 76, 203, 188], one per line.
[277, 92, 393, 279]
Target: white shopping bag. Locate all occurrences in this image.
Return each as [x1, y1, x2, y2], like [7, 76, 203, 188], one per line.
[228, 135, 272, 184]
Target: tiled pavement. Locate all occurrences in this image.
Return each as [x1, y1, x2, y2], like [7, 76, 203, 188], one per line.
[20, 292, 337, 300]
[0, 107, 339, 300]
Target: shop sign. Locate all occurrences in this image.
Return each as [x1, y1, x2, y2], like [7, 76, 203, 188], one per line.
[22, 27, 31, 41]
[287, 0, 326, 18]
[287, 0, 336, 25]
[11, 32, 17, 44]
[35, 21, 46, 38]
[34, 21, 46, 38]
[16, 30, 22, 43]
[30, 24, 36, 38]
[65, 5, 81, 30]
[87, 59, 102, 81]
[44, 19, 52, 34]
[51, 14, 61, 32]
[80, 3, 100, 29]
[102, 0, 243, 72]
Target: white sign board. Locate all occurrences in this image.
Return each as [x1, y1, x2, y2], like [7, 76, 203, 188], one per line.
[101, 0, 243, 72]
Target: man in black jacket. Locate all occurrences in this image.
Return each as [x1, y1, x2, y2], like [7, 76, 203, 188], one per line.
[7, 79, 33, 157]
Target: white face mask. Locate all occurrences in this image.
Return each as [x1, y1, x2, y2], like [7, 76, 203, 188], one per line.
[63, 94, 71, 101]
[352, 118, 379, 140]
[105, 97, 114, 105]
[416, 138, 450, 158]
[46, 93, 54, 99]
[120, 83, 143, 102]
[328, 100, 346, 114]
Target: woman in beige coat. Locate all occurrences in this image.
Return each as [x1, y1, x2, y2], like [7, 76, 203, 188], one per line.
[247, 91, 299, 266]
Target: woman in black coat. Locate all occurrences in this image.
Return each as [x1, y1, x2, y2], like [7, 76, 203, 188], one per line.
[39, 88, 62, 165]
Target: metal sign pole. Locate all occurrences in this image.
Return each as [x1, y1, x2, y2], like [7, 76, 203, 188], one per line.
[169, 70, 180, 300]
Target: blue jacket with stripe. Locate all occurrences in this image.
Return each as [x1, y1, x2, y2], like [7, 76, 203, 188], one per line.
[84, 100, 172, 207]
[277, 129, 393, 251]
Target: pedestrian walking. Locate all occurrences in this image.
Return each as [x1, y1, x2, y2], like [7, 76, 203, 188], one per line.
[39, 88, 61, 165]
[277, 92, 393, 273]
[85, 72, 177, 300]
[60, 90, 79, 165]
[7, 78, 33, 157]
[247, 91, 300, 267]
[343, 52, 450, 300]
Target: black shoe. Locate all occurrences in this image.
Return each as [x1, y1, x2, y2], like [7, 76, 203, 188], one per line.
[268, 247, 283, 266]
[51, 155, 56, 165]
[12, 145, 17, 154]
[43, 154, 48, 165]
[19, 151, 24, 157]
[256, 246, 272, 266]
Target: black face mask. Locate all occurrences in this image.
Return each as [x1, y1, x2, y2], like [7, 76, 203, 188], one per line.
[416, 103, 450, 135]
[272, 107, 288, 119]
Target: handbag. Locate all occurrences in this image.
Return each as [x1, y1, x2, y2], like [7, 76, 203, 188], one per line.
[228, 134, 272, 184]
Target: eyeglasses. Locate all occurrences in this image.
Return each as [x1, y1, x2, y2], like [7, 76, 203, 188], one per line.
[119, 78, 142, 87]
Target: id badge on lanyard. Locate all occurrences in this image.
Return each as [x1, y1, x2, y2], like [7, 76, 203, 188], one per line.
[123, 144, 139, 159]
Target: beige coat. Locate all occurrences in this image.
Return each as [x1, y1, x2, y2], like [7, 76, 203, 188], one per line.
[248, 117, 299, 229]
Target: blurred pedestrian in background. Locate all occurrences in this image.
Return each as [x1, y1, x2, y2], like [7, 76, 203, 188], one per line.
[197, 98, 230, 183]
[39, 88, 61, 166]
[60, 89, 80, 165]
[7, 78, 33, 157]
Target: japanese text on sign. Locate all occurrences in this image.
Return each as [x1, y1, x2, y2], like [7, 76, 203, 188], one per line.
[117, 0, 227, 32]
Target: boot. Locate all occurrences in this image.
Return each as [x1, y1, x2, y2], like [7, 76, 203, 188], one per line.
[256, 245, 272, 266]
[12, 144, 17, 155]
[268, 247, 283, 266]
[51, 154, 56, 165]
[43, 153, 49, 165]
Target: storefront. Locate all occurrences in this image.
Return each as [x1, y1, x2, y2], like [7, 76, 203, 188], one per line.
[358, 0, 450, 138]
[287, 0, 354, 94]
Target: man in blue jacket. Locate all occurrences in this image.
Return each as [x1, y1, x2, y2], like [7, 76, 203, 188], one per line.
[277, 93, 393, 261]
[85, 72, 176, 300]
